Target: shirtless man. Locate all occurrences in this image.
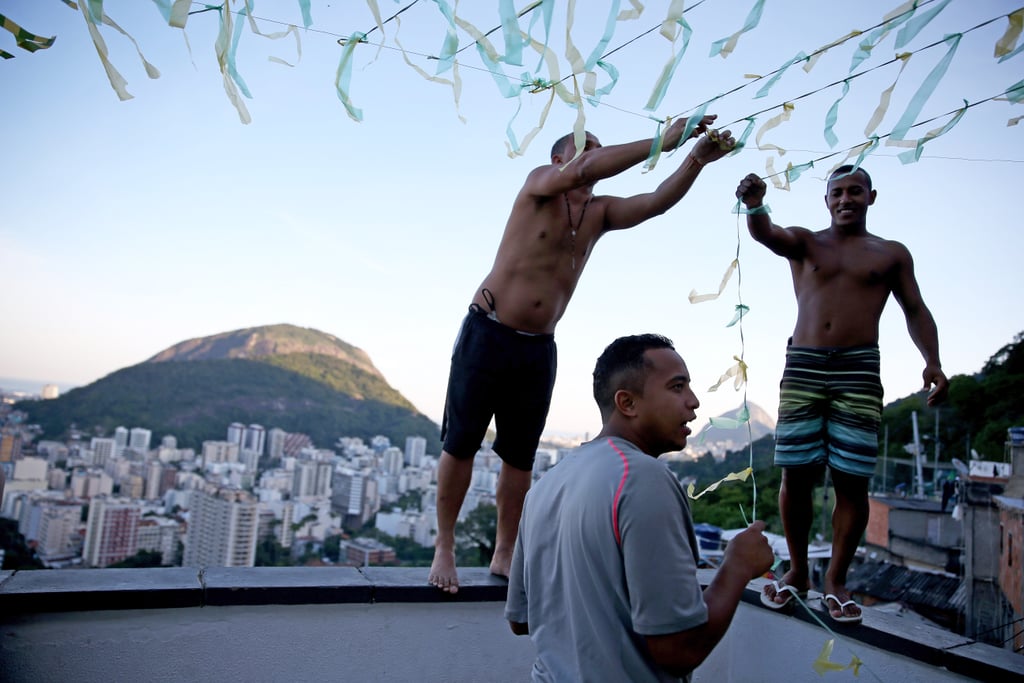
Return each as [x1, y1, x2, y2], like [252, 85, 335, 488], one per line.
[429, 116, 737, 593]
[735, 166, 948, 623]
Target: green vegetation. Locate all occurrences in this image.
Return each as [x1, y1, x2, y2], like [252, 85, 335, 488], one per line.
[0, 518, 44, 570]
[108, 549, 163, 568]
[17, 356, 439, 450]
[675, 330, 1024, 534]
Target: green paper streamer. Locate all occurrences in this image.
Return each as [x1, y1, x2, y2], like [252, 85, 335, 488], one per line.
[498, 0, 524, 66]
[584, 0, 622, 71]
[726, 304, 750, 328]
[297, 0, 312, 29]
[229, 4, 253, 99]
[824, 79, 851, 148]
[732, 200, 771, 215]
[849, 3, 916, 72]
[644, 15, 692, 111]
[585, 59, 619, 106]
[786, 160, 815, 184]
[1001, 41, 1024, 63]
[894, 0, 952, 49]
[897, 100, 967, 164]
[755, 51, 808, 99]
[335, 31, 365, 121]
[890, 33, 961, 140]
[709, 0, 765, 58]
[430, 0, 459, 75]
[0, 14, 57, 52]
[729, 116, 756, 155]
[1007, 78, 1024, 103]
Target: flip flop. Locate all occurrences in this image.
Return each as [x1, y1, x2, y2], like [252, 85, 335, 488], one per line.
[760, 580, 808, 611]
[821, 593, 863, 624]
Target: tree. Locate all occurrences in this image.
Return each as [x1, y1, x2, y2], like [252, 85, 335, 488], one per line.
[455, 504, 497, 567]
[108, 550, 163, 568]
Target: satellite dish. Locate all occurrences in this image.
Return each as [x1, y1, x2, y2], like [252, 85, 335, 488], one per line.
[952, 458, 969, 477]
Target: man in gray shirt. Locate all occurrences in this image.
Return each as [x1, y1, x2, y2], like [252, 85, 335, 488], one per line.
[505, 334, 773, 681]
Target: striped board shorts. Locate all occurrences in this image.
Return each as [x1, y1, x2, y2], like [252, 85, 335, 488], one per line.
[774, 344, 883, 478]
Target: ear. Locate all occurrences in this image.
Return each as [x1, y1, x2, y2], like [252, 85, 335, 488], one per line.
[613, 389, 638, 418]
[868, 189, 877, 205]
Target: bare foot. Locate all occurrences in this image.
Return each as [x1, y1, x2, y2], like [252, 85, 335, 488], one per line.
[821, 583, 861, 621]
[763, 569, 811, 606]
[489, 547, 513, 579]
[428, 547, 459, 594]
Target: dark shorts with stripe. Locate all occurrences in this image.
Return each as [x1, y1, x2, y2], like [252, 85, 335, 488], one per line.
[774, 344, 883, 478]
[441, 307, 557, 471]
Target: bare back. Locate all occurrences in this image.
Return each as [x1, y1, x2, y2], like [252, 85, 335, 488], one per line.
[473, 184, 608, 334]
[786, 227, 911, 347]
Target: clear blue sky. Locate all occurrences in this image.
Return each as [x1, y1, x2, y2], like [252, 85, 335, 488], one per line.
[2, 1, 1021, 449]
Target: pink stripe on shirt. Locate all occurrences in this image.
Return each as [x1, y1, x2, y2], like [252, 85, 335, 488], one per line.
[608, 438, 629, 546]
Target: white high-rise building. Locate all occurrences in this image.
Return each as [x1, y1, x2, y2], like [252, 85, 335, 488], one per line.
[243, 424, 265, 457]
[90, 438, 117, 467]
[202, 440, 240, 466]
[36, 501, 84, 561]
[40, 384, 59, 399]
[382, 447, 404, 476]
[227, 422, 246, 446]
[113, 427, 129, 451]
[128, 427, 152, 454]
[405, 436, 427, 467]
[292, 461, 333, 499]
[183, 489, 259, 568]
[267, 428, 286, 459]
[83, 496, 141, 568]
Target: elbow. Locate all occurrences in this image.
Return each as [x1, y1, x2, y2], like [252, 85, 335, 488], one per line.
[509, 621, 529, 636]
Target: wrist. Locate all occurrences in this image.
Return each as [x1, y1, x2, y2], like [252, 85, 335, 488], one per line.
[688, 154, 706, 169]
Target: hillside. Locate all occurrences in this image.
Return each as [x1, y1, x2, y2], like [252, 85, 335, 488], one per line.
[16, 325, 439, 449]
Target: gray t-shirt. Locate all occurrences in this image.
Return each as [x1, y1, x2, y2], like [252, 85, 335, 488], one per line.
[505, 436, 708, 682]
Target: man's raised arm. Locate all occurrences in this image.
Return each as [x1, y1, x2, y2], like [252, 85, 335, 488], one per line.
[736, 173, 806, 258]
[523, 114, 717, 200]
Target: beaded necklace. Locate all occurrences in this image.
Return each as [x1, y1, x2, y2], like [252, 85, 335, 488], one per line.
[564, 193, 593, 271]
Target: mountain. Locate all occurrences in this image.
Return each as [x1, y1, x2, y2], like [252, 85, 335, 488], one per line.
[694, 402, 776, 457]
[16, 324, 439, 450]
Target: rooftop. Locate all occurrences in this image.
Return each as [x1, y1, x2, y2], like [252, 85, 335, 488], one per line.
[2, 566, 1021, 682]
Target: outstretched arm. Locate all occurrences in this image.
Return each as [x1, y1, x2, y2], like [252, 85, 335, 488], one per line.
[891, 244, 948, 405]
[601, 128, 738, 231]
[735, 173, 805, 258]
[645, 521, 774, 676]
[522, 114, 717, 200]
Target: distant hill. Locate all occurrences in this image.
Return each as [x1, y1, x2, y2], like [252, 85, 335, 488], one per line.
[16, 324, 440, 450]
[693, 402, 776, 457]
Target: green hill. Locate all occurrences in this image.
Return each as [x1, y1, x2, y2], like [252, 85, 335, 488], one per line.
[16, 324, 439, 449]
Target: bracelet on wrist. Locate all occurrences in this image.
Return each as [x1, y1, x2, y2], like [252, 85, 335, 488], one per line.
[688, 155, 706, 169]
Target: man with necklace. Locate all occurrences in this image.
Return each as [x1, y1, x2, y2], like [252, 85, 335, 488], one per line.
[430, 116, 737, 593]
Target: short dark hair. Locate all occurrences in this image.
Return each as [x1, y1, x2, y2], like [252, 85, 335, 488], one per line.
[593, 334, 675, 419]
[829, 164, 872, 191]
[551, 131, 593, 160]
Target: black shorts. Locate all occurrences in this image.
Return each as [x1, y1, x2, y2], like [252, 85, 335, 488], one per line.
[441, 307, 557, 471]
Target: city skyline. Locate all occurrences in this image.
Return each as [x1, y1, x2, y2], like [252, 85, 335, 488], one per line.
[3, 1, 1021, 439]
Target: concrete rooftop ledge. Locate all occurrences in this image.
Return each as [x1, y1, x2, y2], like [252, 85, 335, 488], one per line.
[0, 565, 509, 613]
[2, 567, 1022, 682]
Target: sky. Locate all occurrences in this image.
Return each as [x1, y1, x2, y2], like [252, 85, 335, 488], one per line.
[2, 0, 1021, 447]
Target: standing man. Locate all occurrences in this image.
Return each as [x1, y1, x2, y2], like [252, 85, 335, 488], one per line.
[505, 334, 773, 681]
[429, 117, 737, 593]
[735, 166, 948, 623]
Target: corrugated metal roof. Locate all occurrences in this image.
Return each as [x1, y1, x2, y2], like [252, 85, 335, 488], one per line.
[847, 561, 964, 612]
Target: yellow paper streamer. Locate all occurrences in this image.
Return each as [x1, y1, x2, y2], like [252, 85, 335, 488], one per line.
[708, 356, 748, 392]
[213, 3, 251, 124]
[811, 638, 864, 676]
[995, 9, 1024, 58]
[688, 259, 738, 304]
[803, 30, 863, 72]
[755, 102, 794, 156]
[686, 467, 752, 500]
[863, 52, 911, 137]
[397, 15, 465, 123]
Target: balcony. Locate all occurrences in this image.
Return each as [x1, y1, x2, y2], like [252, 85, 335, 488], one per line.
[2, 566, 1022, 681]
